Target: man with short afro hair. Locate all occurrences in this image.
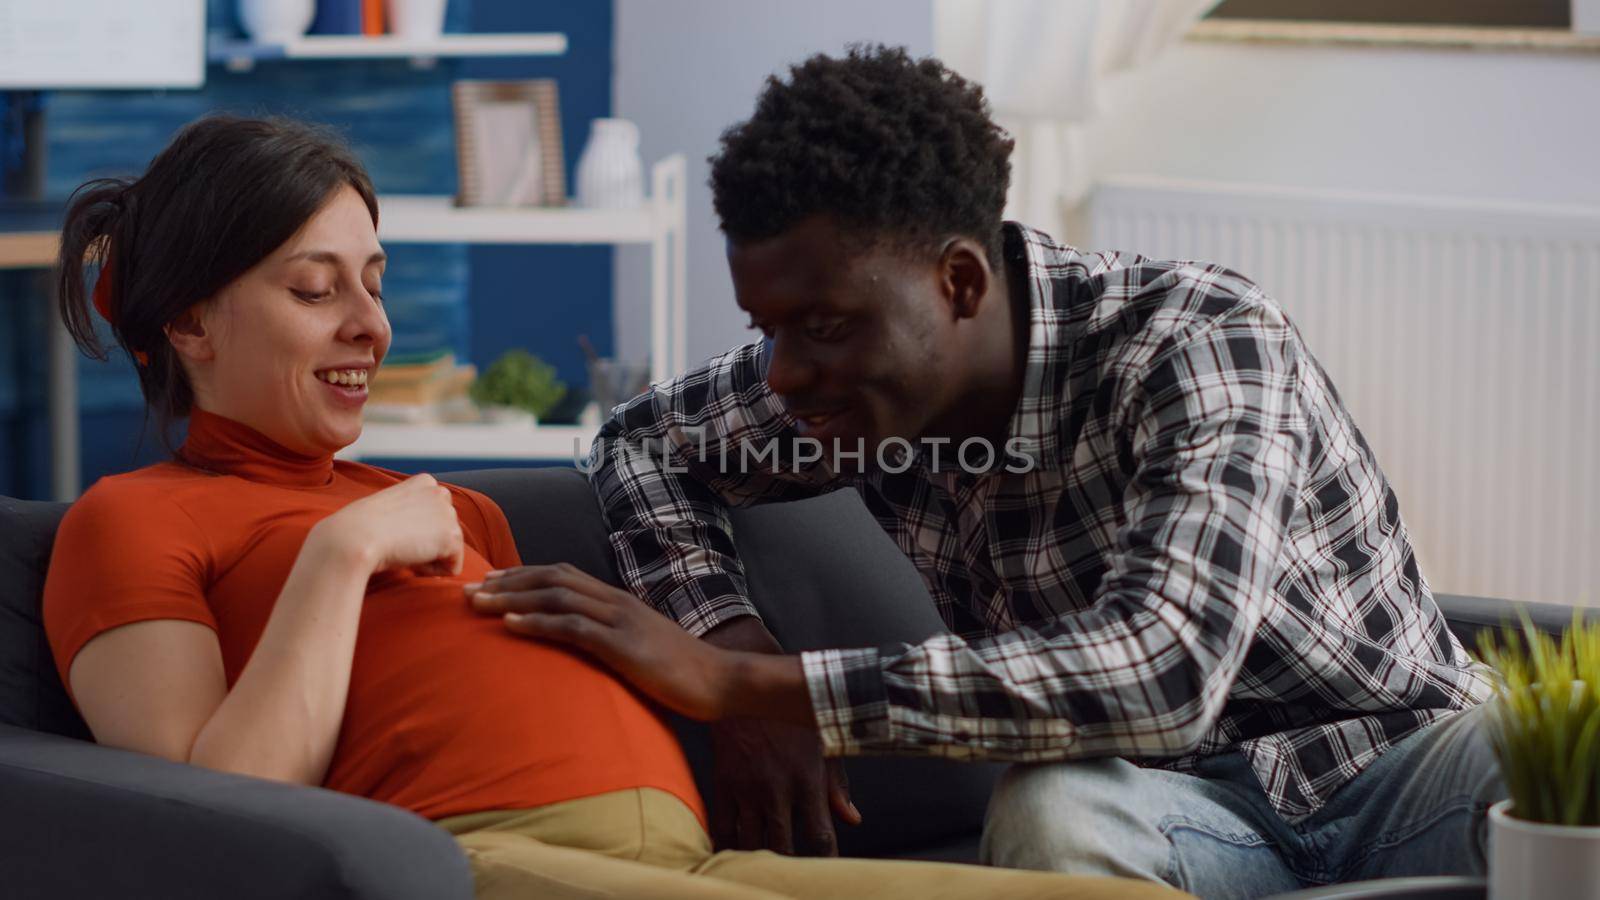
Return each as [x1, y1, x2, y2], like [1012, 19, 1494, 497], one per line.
[515, 43, 1503, 895]
[711, 45, 1013, 269]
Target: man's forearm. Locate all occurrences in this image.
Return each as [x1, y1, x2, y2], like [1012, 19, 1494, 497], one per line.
[721, 649, 814, 726]
[702, 614, 784, 654]
[702, 616, 817, 726]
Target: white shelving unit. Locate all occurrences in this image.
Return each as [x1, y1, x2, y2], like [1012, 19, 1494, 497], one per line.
[345, 421, 594, 463]
[337, 154, 689, 464]
[208, 32, 568, 72]
[379, 197, 658, 244]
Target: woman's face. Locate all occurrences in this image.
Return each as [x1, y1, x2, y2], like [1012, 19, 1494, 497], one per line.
[186, 185, 390, 455]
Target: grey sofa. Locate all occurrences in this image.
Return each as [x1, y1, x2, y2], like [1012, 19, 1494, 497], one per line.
[0, 467, 1572, 899]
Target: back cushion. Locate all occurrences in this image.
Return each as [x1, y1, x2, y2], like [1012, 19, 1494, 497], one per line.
[0, 497, 91, 739]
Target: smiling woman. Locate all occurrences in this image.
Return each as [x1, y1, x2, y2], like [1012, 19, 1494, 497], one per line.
[55, 115, 384, 452]
[171, 192, 392, 454]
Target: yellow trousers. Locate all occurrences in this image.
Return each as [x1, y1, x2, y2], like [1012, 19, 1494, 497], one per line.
[436, 787, 1189, 900]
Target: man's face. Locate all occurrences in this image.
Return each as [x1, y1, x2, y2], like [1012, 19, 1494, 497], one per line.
[728, 216, 957, 462]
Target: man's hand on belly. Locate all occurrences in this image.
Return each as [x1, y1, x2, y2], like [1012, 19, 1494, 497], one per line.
[464, 565, 809, 723]
[464, 568, 861, 854]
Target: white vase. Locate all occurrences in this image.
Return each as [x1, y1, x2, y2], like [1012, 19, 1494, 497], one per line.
[386, 0, 448, 40]
[1488, 799, 1600, 898]
[1577, 0, 1600, 36]
[576, 119, 645, 210]
[237, 0, 314, 44]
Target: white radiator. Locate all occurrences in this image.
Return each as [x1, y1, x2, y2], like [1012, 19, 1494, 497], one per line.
[1090, 176, 1600, 608]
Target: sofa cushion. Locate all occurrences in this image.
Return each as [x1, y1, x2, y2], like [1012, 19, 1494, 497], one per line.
[0, 497, 90, 739]
[445, 467, 623, 581]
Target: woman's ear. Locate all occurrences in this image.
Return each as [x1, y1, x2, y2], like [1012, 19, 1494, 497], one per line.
[164, 304, 216, 363]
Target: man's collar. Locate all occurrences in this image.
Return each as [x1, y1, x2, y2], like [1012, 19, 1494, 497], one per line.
[998, 221, 1071, 472]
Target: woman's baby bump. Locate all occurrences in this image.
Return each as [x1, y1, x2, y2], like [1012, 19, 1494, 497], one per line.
[323, 563, 693, 817]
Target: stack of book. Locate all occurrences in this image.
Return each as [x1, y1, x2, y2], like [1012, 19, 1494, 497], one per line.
[365, 351, 477, 423]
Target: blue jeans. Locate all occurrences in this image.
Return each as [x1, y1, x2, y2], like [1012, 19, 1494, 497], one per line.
[979, 705, 1504, 899]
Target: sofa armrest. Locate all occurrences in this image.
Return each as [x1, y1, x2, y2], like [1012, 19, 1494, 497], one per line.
[0, 725, 472, 900]
[1434, 592, 1595, 648]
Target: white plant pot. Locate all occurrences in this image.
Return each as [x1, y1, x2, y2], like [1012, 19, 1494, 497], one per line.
[576, 119, 645, 210]
[237, 0, 314, 44]
[387, 0, 448, 40]
[481, 405, 536, 426]
[1488, 799, 1600, 899]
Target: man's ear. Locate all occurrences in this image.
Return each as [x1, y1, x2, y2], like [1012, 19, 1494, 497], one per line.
[938, 238, 993, 322]
[164, 304, 216, 364]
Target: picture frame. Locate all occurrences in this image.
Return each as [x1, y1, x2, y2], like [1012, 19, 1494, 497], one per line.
[1205, 0, 1569, 28]
[451, 79, 565, 207]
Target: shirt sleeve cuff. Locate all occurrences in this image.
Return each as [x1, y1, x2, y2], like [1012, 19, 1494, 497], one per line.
[676, 595, 763, 638]
[801, 647, 891, 756]
[650, 570, 761, 638]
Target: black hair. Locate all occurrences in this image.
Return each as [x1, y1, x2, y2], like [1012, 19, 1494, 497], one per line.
[709, 44, 1014, 265]
[55, 114, 378, 446]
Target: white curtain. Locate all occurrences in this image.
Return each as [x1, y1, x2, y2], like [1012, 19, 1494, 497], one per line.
[935, 0, 1218, 241]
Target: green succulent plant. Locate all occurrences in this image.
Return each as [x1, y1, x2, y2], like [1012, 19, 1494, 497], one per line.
[1477, 611, 1600, 826]
[469, 350, 567, 420]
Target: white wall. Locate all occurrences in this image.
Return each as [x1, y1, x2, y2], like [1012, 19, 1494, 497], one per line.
[613, 0, 934, 367]
[1086, 40, 1600, 208]
[1079, 40, 1600, 606]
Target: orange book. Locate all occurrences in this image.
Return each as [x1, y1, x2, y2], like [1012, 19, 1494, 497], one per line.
[363, 0, 385, 35]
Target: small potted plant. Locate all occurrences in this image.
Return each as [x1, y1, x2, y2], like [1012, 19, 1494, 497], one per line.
[1477, 612, 1600, 898]
[469, 349, 567, 425]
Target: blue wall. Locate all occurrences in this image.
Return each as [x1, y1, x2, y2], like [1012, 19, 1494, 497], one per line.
[464, 1, 615, 401]
[0, 0, 613, 498]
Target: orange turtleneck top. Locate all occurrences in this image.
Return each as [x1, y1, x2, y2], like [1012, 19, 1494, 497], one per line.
[42, 409, 704, 825]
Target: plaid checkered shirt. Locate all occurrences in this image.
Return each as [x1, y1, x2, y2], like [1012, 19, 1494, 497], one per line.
[587, 223, 1491, 822]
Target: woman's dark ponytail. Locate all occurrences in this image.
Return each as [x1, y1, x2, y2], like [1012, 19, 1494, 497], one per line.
[55, 176, 134, 361]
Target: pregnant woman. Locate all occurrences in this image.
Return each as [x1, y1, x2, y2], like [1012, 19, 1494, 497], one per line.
[42, 114, 1179, 900]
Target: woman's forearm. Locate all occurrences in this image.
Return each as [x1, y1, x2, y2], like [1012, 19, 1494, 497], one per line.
[186, 528, 372, 785]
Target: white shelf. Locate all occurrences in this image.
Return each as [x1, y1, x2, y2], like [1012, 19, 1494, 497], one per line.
[209, 32, 567, 72]
[341, 422, 596, 462]
[378, 196, 659, 245]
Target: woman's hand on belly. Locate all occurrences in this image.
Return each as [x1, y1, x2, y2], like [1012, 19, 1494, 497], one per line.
[465, 564, 811, 725]
[317, 473, 464, 577]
